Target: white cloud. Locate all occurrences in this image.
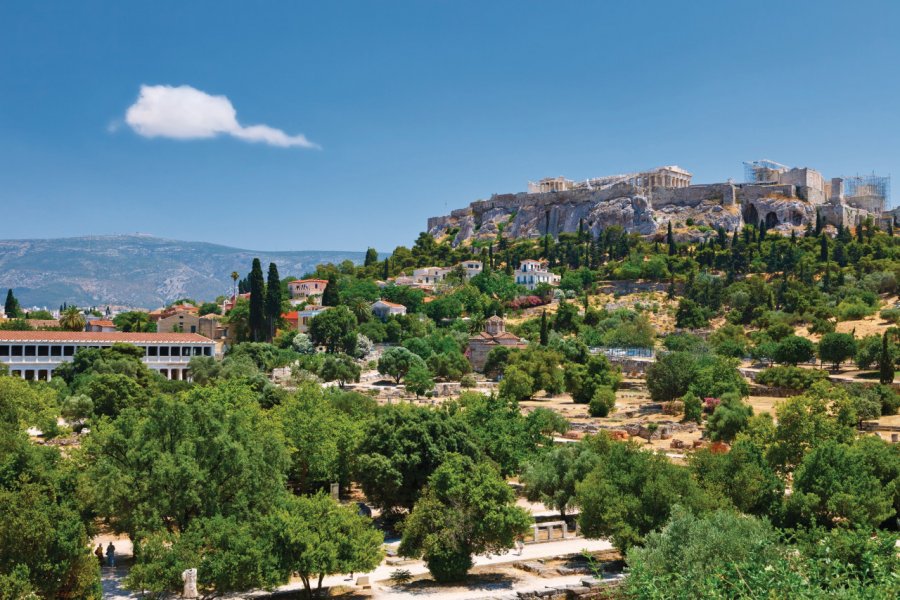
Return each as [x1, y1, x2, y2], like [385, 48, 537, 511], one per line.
[123, 84, 319, 149]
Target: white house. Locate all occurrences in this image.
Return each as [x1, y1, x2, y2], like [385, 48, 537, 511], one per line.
[412, 267, 452, 286]
[457, 260, 483, 279]
[371, 300, 407, 320]
[0, 331, 216, 382]
[515, 260, 561, 290]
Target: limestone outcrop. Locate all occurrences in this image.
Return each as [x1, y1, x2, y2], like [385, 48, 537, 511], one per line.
[427, 182, 819, 246]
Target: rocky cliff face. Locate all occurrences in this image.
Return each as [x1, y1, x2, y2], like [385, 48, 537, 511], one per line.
[428, 183, 817, 246]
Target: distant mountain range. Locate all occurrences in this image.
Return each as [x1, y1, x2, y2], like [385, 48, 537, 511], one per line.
[0, 235, 366, 309]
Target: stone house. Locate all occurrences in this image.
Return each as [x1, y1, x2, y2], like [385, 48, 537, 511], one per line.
[467, 315, 528, 372]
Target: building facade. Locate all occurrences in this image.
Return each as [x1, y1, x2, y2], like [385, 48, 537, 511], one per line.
[371, 300, 407, 320]
[0, 331, 215, 381]
[466, 316, 528, 372]
[515, 260, 561, 290]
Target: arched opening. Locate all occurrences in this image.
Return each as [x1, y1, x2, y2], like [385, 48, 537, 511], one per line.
[743, 203, 759, 227]
[791, 211, 803, 226]
[765, 211, 778, 229]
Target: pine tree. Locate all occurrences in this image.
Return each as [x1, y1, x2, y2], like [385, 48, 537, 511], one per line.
[880, 332, 894, 385]
[265, 262, 281, 343]
[667, 222, 676, 256]
[4, 289, 18, 318]
[539, 310, 549, 346]
[248, 259, 266, 342]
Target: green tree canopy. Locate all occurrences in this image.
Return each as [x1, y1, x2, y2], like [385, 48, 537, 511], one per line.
[399, 454, 531, 582]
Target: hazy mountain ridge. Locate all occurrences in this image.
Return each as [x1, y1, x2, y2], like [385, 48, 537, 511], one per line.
[0, 235, 365, 309]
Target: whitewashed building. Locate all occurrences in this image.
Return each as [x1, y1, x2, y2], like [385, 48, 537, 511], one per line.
[0, 331, 215, 381]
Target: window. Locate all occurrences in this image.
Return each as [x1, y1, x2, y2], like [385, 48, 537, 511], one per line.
[0, 346, 8, 356]
[190, 325, 196, 333]
[204, 347, 212, 356]
[24, 346, 36, 357]
[51, 346, 61, 356]
[38, 346, 49, 356]
[148, 346, 158, 357]
[63, 346, 74, 356]
[11, 346, 22, 357]
[160, 346, 170, 357]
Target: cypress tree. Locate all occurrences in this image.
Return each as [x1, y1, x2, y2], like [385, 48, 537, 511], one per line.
[265, 262, 281, 343]
[888, 220, 894, 237]
[364, 247, 378, 267]
[819, 234, 828, 263]
[488, 244, 494, 269]
[248, 258, 266, 342]
[880, 333, 894, 385]
[4, 289, 17, 318]
[856, 223, 864, 243]
[322, 272, 340, 306]
[814, 209, 822, 236]
[717, 226, 727, 247]
[667, 222, 676, 256]
[539, 310, 549, 346]
[758, 219, 767, 243]
[383, 258, 390, 281]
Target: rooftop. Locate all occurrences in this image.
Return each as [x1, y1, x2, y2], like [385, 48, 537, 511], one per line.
[0, 331, 214, 344]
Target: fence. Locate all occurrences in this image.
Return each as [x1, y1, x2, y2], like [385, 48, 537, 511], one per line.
[590, 347, 656, 360]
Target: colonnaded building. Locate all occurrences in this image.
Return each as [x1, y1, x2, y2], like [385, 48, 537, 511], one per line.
[0, 331, 216, 381]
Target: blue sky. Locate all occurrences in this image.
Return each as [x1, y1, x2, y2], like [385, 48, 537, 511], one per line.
[2, 1, 898, 252]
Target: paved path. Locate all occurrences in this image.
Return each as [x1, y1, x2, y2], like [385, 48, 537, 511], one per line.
[101, 537, 612, 599]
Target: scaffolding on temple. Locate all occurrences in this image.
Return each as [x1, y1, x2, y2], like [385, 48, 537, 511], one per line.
[842, 173, 891, 212]
[743, 159, 790, 184]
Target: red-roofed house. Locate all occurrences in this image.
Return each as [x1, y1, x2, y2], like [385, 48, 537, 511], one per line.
[85, 319, 117, 333]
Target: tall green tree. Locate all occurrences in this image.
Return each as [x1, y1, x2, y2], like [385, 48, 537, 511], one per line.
[399, 454, 530, 582]
[3, 289, 20, 318]
[248, 258, 266, 342]
[321, 272, 340, 306]
[364, 247, 379, 267]
[355, 404, 479, 511]
[59, 306, 86, 331]
[309, 306, 357, 354]
[879, 332, 894, 384]
[268, 493, 384, 599]
[265, 262, 281, 343]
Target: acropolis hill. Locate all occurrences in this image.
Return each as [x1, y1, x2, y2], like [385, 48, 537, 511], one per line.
[427, 161, 892, 245]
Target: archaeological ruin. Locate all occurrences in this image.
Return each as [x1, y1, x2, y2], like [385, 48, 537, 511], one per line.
[428, 160, 892, 245]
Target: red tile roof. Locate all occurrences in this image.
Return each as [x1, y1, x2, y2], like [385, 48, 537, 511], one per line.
[0, 331, 214, 344]
[375, 300, 406, 308]
[88, 320, 116, 328]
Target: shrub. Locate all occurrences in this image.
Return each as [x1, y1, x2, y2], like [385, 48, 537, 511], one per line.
[756, 366, 828, 390]
[682, 392, 702, 423]
[661, 400, 684, 416]
[835, 300, 875, 321]
[588, 386, 616, 417]
[879, 307, 900, 324]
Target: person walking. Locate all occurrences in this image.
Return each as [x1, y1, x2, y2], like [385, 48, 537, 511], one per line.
[94, 544, 104, 566]
[106, 542, 116, 568]
[515, 535, 525, 556]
